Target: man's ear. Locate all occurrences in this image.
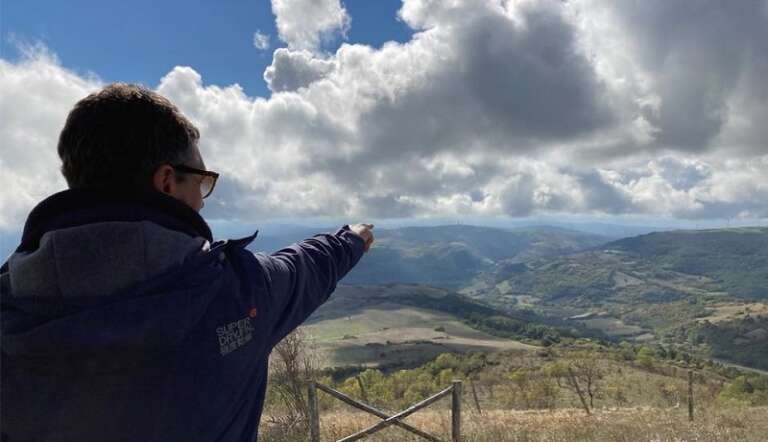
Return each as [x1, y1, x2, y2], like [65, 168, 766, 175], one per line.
[152, 164, 178, 196]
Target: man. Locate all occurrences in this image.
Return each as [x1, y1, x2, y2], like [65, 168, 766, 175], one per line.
[0, 83, 374, 441]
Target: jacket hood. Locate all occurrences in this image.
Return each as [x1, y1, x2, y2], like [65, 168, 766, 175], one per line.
[1, 188, 255, 369]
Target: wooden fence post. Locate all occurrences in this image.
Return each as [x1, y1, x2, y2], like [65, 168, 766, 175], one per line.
[309, 380, 459, 442]
[452, 380, 462, 442]
[356, 376, 369, 404]
[308, 381, 320, 442]
[688, 370, 694, 422]
[470, 379, 482, 415]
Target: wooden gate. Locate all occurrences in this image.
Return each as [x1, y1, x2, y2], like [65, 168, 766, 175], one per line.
[307, 380, 462, 442]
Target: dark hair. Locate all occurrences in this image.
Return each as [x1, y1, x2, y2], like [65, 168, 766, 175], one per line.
[57, 83, 200, 190]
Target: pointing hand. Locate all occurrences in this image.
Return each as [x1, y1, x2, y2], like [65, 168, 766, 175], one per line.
[349, 223, 375, 252]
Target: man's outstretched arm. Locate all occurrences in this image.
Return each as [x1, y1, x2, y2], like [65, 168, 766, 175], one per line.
[253, 224, 374, 347]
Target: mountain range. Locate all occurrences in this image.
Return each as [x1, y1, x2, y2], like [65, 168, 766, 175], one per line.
[304, 225, 768, 371]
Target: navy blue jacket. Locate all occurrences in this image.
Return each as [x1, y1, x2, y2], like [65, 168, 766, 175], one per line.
[0, 188, 365, 441]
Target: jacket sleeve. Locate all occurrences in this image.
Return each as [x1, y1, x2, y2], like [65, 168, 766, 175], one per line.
[253, 225, 366, 347]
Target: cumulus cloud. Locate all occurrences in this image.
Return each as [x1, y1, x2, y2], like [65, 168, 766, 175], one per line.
[253, 30, 271, 51]
[350, 0, 615, 165]
[270, 0, 350, 52]
[0, 45, 101, 230]
[570, 0, 768, 153]
[3, 0, 768, 232]
[263, 48, 335, 92]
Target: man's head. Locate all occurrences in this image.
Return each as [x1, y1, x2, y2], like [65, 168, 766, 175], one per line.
[57, 83, 213, 212]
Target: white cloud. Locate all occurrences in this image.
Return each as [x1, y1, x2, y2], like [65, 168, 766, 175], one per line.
[270, 0, 350, 52]
[253, 30, 271, 51]
[0, 45, 101, 230]
[3, 0, 768, 232]
[263, 48, 335, 92]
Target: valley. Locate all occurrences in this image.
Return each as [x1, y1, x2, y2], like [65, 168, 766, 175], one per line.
[295, 225, 768, 371]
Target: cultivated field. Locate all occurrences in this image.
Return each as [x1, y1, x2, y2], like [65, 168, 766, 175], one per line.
[697, 302, 768, 323]
[304, 304, 535, 368]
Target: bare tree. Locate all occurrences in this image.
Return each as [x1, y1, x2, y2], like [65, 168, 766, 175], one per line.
[508, 370, 532, 409]
[574, 357, 604, 410]
[565, 366, 591, 415]
[267, 328, 320, 432]
[550, 352, 605, 414]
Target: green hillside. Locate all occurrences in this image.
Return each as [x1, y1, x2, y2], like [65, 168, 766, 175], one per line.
[342, 225, 609, 288]
[609, 228, 768, 299]
[468, 227, 768, 370]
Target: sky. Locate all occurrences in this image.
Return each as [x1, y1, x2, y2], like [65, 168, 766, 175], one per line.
[2, 0, 768, 236]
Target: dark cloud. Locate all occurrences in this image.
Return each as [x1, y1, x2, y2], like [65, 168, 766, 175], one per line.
[356, 194, 419, 218]
[355, 0, 613, 166]
[500, 174, 536, 217]
[655, 158, 711, 191]
[469, 189, 486, 203]
[605, 0, 768, 151]
[459, 3, 613, 140]
[575, 171, 633, 215]
[264, 49, 335, 92]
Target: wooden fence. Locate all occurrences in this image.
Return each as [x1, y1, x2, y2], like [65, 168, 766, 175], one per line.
[307, 380, 463, 442]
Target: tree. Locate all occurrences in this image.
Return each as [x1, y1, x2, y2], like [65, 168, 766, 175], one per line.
[434, 352, 460, 371]
[505, 367, 559, 410]
[635, 346, 655, 369]
[267, 328, 320, 432]
[548, 352, 605, 413]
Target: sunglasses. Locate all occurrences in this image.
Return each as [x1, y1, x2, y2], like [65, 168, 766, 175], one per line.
[170, 164, 220, 199]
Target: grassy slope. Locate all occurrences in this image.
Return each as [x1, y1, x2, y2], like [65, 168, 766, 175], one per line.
[609, 228, 768, 299]
[304, 284, 539, 368]
[473, 227, 768, 369]
[300, 407, 768, 442]
[263, 347, 768, 442]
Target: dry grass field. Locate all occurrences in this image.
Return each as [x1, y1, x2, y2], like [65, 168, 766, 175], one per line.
[304, 305, 535, 368]
[697, 302, 768, 323]
[262, 341, 768, 442]
[262, 406, 768, 442]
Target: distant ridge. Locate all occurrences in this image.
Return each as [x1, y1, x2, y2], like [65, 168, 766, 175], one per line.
[339, 224, 610, 288]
